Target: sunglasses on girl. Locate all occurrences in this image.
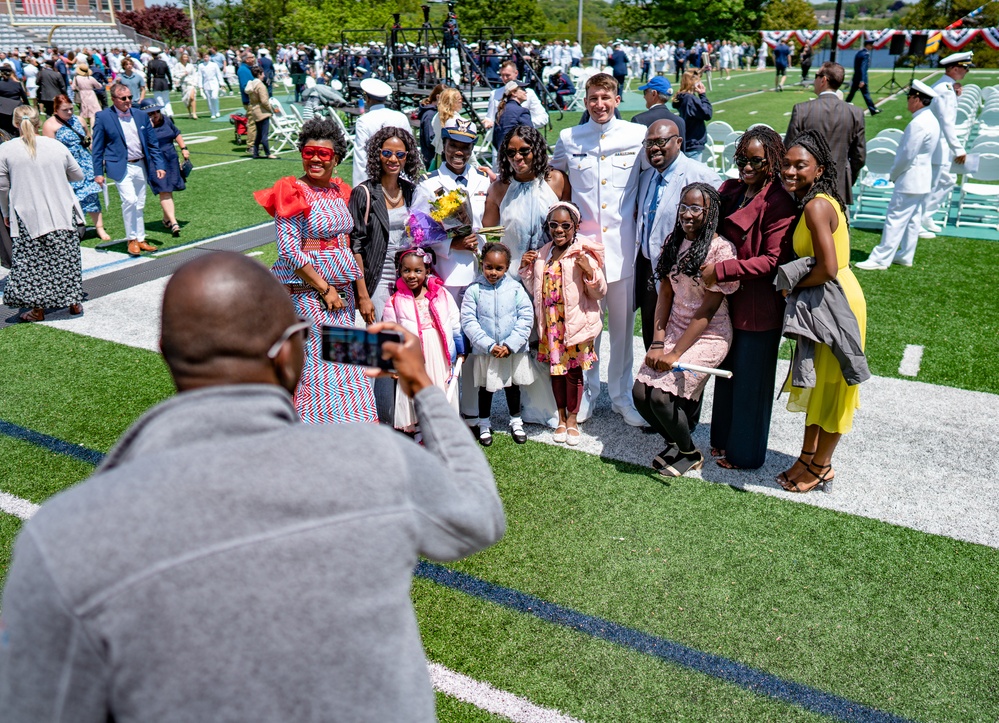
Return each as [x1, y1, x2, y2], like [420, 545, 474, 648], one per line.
[380, 149, 408, 159]
[678, 203, 706, 216]
[505, 147, 532, 158]
[301, 146, 335, 162]
[735, 155, 767, 170]
[547, 221, 574, 231]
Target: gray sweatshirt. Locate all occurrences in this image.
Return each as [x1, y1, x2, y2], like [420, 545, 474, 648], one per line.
[0, 383, 505, 722]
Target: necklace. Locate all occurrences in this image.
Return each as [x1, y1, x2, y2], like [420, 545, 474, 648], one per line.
[383, 186, 403, 205]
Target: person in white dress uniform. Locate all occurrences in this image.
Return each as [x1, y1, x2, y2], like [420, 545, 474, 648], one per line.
[352, 78, 411, 187]
[919, 51, 973, 237]
[414, 123, 490, 420]
[857, 80, 941, 270]
[484, 61, 549, 132]
[552, 73, 648, 427]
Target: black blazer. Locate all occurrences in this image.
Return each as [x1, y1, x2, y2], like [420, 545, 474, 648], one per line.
[784, 93, 866, 205]
[348, 177, 416, 295]
[631, 104, 686, 144]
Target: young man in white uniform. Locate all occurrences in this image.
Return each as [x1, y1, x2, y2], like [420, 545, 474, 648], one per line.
[552, 73, 647, 427]
[483, 60, 548, 131]
[352, 77, 411, 187]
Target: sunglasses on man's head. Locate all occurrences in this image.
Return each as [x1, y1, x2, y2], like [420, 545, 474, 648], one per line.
[380, 149, 408, 159]
[505, 147, 532, 158]
[301, 146, 335, 162]
[735, 155, 766, 170]
[547, 221, 574, 231]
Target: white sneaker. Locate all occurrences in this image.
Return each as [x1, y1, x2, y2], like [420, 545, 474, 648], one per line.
[923, 218, 942, 233]
[891, 259, 913, 267]
[614, 405, 648, 427]
[918, 230, 936, 239]
[855, 259, 889, 271]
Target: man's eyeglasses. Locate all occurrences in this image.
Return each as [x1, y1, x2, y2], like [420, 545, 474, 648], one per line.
[678, 203, 706, 216]
[547, 221, 574, 231]
[267, 318, 311, 359]
[380, 149, 408, 159]
[734, 155, 767, 170]
[644, 135, 679, 150]
[301, 146, 335, 162]
[505, 147, 532, 158]
[116, 95, 133, 101]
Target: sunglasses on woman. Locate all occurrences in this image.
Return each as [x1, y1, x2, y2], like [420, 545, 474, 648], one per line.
[301, 146, 335, 162]
[380, 149, 408, 159]
[547, 221, 574, 231]
[734, 155, 767, 170]
[505, 147, 532, 158]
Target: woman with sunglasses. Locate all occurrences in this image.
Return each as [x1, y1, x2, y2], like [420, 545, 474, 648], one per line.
[254, 117, 377, 424]
[700, 125, 797, 470]
[482, 125, 568, 277]
[349, 126, 424, 324]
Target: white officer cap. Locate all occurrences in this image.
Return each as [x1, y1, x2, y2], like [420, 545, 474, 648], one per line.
[910, 79, 939, 98]
[940, 51, 974, 67]
[360, 77, 392, 98]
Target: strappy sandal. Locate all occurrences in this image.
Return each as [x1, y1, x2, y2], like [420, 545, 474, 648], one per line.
[653, 444, 679, 470]
[19, 307, 44, 322]
[710, 447, 725, 457]
[659, 450, 704, 478]
[170, 222, 181, 237]
[776, 450, 815, 490]
[786, 461, 834, 494]
[716, 457, 743, 470]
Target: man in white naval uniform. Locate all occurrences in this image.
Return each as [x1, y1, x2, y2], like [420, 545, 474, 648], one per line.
[857, 80, 940, 271]
[414, 123, 489, 419]
[919, 51, 973, 238]
[552, 73, 647, 427]
[483, 60, 549, 131]
[352, 77, 411, 187]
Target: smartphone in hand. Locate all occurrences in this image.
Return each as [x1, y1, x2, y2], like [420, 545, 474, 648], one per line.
[320, 326, 404, 372]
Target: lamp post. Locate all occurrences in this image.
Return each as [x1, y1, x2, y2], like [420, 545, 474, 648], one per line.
[577, 0, 583, 46]
[830, 0, 843, 62]
[188, 0, 198, 54]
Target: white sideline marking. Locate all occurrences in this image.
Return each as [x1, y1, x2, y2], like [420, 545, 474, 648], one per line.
[246, 251, 264, 257]
[184, 136, 218, 145]
[0, 491, 38, 520]
[428, 662, 584, 723]
[899, 345, 924, 377]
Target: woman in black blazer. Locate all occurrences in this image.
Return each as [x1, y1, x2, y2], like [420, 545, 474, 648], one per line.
[349, 125, 424, 324]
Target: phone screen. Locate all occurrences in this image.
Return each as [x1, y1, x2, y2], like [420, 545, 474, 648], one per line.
[320, 326, 403, 372]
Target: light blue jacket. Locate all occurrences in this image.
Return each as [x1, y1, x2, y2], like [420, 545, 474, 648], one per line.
[460, 273, 534, 355]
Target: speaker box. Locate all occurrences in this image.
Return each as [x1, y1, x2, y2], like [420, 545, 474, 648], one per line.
[889, 33, 906, 56]
[909, 34, 927, 56]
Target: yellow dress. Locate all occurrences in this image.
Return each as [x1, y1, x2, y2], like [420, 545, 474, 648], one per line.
[785, 194, 867, 434]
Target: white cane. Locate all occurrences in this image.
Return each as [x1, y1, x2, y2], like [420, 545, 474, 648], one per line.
[671, 361, 732, 379]
[446, 356, 464, 404]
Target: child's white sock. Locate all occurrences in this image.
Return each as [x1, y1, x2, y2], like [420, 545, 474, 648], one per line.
[509, 416, 524, 432]
[465, 417, 480, 428]
[479, 418, 492, 431]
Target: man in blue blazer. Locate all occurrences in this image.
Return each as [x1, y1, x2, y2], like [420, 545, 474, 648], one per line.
[92, 83, 166, 256]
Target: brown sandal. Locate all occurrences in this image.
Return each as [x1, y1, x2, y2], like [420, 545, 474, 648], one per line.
[776, 450, 815, 490]
[716, 457, 742, 470]
[19, 307, 44, 322]
[710, 447, 725, 457]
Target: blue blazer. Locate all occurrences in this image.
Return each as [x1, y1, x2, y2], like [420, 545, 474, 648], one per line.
[90, 107, 166, 183]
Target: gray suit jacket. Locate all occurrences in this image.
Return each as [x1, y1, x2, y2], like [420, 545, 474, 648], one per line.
[784, 92, 866, 205]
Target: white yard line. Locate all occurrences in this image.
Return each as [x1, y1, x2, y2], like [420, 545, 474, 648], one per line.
[899, 344, 924, 377]
[429, 663, 584, 723]
[0, 491, 39, 520]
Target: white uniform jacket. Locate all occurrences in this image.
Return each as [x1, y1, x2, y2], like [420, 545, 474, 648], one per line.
[635, 153, 722, 267]
[414, 165, 489, 288]
[551, 118, 647, 282]
[930, 75, 964, 166]
[890, 106, 941, 195]
[485, 87, 549, 129]
[352, 104, 412, 187]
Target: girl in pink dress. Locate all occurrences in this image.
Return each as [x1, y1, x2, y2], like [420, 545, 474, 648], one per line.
[633, 182, 739, 477]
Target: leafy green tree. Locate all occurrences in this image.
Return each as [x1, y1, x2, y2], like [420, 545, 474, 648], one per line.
[451, 0, 549, 38]
[608, 0, 752, 43]
[760, 0, 818, 29]
[904, 0, 999, 67]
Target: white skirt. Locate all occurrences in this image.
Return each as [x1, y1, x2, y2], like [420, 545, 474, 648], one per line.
[394, 325, 457, 431]
[471, 351, 537, 393]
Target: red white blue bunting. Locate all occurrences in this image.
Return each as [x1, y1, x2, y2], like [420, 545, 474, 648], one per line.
[941, 28, 981, 49]
[794, 29, 831, 47]
[981, 26, 999, 48]
[761, 31, 795, 48]
[762, 27, 995, 51]
[866, 29, 897, 50]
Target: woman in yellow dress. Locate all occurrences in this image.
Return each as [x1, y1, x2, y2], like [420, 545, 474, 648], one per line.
[777, 130, 867, 493]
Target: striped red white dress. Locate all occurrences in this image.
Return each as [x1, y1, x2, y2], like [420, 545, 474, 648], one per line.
[272, 178, 377, 424]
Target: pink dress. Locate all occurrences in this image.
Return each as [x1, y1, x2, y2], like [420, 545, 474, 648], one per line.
[635, 236, 739, 400]
[72, 75, 102, 120]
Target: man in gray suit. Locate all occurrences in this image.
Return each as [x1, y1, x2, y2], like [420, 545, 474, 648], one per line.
[784, 61, 866, 205]
[635, 119, 721, 349]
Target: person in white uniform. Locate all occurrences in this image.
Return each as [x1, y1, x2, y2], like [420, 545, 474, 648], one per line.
[857, 80, 940, 271]
[592, 43, 608, 69]
[484, 61, 549, 131]
[414, 123, 490, 421]
[352, 77, 411, 187]
[552, 73, 647, 427]
[919, 51, 972, 238]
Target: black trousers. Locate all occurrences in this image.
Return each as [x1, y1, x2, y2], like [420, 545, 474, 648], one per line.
[613, 74, 627, 92]
[252, 117, 270, 156]
[478, 385, 522, 420]
[709, 327, 782, 468]
[633, 380, 702, 453]
[846, 81, 876, 112]
[635, 253, 659, 351]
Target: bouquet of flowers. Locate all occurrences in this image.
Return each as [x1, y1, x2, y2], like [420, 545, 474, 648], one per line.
[429, 187, 474, 238]
[405, 209, 449, 246]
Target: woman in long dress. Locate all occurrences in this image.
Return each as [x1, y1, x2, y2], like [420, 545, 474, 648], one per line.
[254, 117, 377, 424]
[174, 52, 200, 119]
[70, 61, 102, 138]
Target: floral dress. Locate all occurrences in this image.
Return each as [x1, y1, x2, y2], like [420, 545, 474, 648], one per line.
[54, 116, 101, 214]
[537, 258, 597, 375]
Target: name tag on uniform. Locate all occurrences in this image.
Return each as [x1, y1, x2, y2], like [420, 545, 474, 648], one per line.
[616, 151, 636, 156]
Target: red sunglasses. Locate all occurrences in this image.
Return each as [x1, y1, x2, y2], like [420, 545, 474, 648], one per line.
[301, 146, 335, 162]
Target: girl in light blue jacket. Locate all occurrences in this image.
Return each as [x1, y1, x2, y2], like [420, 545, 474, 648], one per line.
[460, 243, 536, 447]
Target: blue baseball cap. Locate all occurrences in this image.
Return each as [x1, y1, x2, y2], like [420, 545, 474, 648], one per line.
[638, 77, 672, 96]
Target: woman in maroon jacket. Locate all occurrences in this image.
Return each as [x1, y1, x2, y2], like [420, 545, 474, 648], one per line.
[700, 126, 798, 469]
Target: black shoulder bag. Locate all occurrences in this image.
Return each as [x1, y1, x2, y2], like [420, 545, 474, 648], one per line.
[56, 114, 91, 149]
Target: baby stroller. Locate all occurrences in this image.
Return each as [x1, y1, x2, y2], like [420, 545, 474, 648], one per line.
[230, 113, 248, 144]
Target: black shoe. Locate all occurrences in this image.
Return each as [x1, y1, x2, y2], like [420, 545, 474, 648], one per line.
[658, 450, 705, 478]
[510, 424, 527, 444]
[870, 108, 882, 115]
[478, 429, 493, 447]
[652, 444, 680, 470]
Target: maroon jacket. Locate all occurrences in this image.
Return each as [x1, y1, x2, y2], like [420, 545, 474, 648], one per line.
[716, 179, 798, 332]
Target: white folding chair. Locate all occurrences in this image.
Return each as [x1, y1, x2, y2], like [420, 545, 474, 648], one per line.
[866, 137, 898, 152]
[970, 138, 999, 153]
[706, 121, 734, 141]
[853, 148, 896, 223]
[876, 128, 904, 142]
[267, 99, 302, 154]
[720, 141, 739, 176]
[747, 122, 772, 131]
[724, 130, 743, 145]
[329, 110, 355, 161]
[955, 153, 999, 229]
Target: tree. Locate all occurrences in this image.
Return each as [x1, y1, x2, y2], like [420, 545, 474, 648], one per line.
[608, 0, 752, 44]
[450, 0, 549, 39]
[760, 0, 818, 29]
[117, 5, 191, 44]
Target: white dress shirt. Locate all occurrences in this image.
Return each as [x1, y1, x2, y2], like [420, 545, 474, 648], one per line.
[117, 109, 143, 162]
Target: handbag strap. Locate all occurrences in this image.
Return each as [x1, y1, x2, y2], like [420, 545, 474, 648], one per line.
[55, 114, 88, 143]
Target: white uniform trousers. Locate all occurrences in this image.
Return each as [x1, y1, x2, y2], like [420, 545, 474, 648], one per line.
[153, 90, 174, 117]
[119, 162, 149, 242]
[583, 276, 636, 412]
[867, 191, 924, 267]
[920, 163, 954, 226]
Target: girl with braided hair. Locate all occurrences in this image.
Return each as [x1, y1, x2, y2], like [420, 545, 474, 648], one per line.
[702, 125, 798, 470]
[776, 129, 867, 493]
[633, 182, 739, 477]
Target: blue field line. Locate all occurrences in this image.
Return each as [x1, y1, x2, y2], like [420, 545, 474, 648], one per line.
[0, 419, 915, 722]
[0, 419, 104, 466]
[416, 561, 916, 723]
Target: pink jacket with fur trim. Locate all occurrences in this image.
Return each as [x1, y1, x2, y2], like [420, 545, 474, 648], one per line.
[520, 235, 608, 348]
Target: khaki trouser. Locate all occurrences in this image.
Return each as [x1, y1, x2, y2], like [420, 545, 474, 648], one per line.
[243, 103, 258, 148]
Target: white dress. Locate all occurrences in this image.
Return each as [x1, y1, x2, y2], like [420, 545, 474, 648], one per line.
[498, 177, 558, 278]
[393, 297, 458, 431]
[24, 64, 38, 99]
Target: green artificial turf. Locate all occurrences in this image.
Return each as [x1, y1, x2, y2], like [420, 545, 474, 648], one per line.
[0, 437, 96, 503]
[0, 513, 23, 587]
[435, 691, 512, 722]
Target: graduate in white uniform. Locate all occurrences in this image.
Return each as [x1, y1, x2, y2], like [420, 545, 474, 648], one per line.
[414, 122, 490, 420]
[552, 73, 647, 427]
[919, 51, 973, 238]
[857, 80, 940, 271]
[352, 78, 411, 187]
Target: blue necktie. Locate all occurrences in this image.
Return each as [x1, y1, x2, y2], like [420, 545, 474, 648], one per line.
[456, 175, 467, 187]
[643, 173, 666, 259]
